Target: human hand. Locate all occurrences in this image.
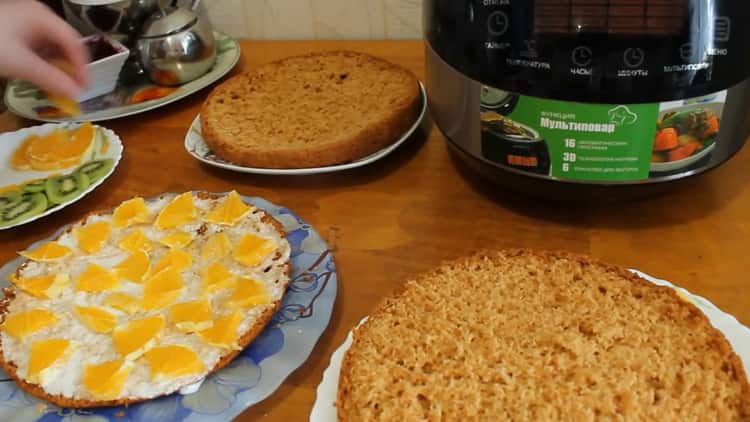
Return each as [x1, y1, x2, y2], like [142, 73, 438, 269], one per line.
[0, 0, 89, 98]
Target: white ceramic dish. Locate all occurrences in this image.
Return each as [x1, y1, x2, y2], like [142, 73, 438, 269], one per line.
[184, 82, 428, 175]
[79, 34, 130, 101]
[309, 270, 750, 421]
[0, 122, 123, 230]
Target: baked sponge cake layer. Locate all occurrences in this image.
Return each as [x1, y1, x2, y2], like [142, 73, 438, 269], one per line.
[337, 249, 750, 421]
[200, 50, 421, 169]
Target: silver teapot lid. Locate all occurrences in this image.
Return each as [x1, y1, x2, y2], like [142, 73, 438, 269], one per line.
[140, 6, 198, 38]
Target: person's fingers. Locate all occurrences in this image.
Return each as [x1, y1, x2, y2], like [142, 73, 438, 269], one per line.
[4, 47, 83, 98]
[28, 2, 90, 87]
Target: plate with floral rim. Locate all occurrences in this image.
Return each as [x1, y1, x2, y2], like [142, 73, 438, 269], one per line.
[184, 83, 427, 175]
[0, 193, 337, 422]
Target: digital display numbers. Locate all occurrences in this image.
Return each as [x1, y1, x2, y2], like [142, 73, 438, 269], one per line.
[534, 0, 686, 35]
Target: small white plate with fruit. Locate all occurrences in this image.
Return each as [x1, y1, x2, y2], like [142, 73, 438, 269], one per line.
[0, 122, 123, 230]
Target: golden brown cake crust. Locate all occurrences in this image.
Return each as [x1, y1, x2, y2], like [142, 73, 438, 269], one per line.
[0, 192, 291, 408]
[199, 50, 421, 169]
[337, 249, 750, 421]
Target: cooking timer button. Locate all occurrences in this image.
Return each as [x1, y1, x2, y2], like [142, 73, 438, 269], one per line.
[571, 46, 593, 68]
[623, 48, 645, 69]
[487, 10, 509, 36]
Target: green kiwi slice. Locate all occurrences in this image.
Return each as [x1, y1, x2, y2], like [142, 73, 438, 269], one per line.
[45, 172, 90, 205]
[74, 159, 114, 184]
[21, 179, 47, 194]
[0, 189, 22, 210]
[0, 193, 48, 227]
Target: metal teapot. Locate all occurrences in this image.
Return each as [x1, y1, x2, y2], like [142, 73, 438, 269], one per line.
[63, 0, 172, 48]
[135, 0, 216, 86]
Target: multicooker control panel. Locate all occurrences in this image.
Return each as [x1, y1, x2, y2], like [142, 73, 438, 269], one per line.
[425, 0, 750, 103]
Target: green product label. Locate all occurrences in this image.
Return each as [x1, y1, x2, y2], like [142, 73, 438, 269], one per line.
[479, 87, 726, 182]
[509, 98, 658, 180]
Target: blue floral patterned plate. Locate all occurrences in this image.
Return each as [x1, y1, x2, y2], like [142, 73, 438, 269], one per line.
[0, 194, 337, 422]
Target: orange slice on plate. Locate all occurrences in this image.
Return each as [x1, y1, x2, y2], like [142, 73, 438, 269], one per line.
[204, 191, 252, 225]
[76, 264, 119, 292]
[112, 197, 151, 227]
[74, 220, 111, 254]
[118, 229, 153, 254]
[1, 308, 59, 339]
[112, 315, 165, 360]
[27, 338, 71, 383]
[154, 192, 196, 229]
[234, 234, 276, 267]
[169, 299, 213, 333]
[19, 241, 72, 261]
[201, 261, 235, 294]
[74, 305, 118, 334]
[144, 345, 205, 380]
[198, 311, 243, 350]
[82, 359, 132, 399]
[11, 273, 69, 299]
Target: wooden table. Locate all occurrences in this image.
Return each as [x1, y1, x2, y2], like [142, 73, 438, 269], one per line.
[1, 40, 749, 420]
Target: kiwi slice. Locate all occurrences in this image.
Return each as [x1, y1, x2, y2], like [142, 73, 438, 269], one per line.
[74, 159, 114, 184]
[45, 172, 89, 205]
[0, 189, 22, 210]
[0, 193, 47, 227]
[21, 179, 47, 194]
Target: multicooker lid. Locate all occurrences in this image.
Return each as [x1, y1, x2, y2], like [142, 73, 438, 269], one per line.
[425, 0, 750, 103]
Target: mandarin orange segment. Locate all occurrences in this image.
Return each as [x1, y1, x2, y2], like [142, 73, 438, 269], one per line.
[154, 192, 196, 229]
[198, 311, 243, 349]
[28, 338, 71, 382]
[228, 277, 270, 308]
[201, 261, 235, 294]
[159, 230, 195, 249]
[74, 305, 118, 334]
[112, 197, 151, 227]
[2, 309, 58, 339]
[201, 232, 232, 261]
[74, 220, 111, 254]
[11, 273, 69, 299]
[234, 234, 276, 267]
[204, 191, 252, 225]
[144, 345, 205, 380]
[19, 241, 72, 261]
[118, 229, 153, 254]
[112, 316, 165, 360]
[82, 359, 132, 399]
[114, 250, 150, 283]
[169, 299, 213, 333]
[103, 292, 140, 315]
[149, 249, 192, 276]
[76, 264, 119, 292]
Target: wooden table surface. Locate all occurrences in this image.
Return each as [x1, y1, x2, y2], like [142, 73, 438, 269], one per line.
[1, 40, 749, 420]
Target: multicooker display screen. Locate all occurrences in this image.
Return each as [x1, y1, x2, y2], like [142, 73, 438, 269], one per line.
[533, 0, 686, 35]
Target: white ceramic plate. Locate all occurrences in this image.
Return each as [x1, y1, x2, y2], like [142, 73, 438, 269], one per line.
[184, 83, 428, 175]
[309, 270, 750, 421]
[4, 32, 240, 123]
[0, 122, 123, 230]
